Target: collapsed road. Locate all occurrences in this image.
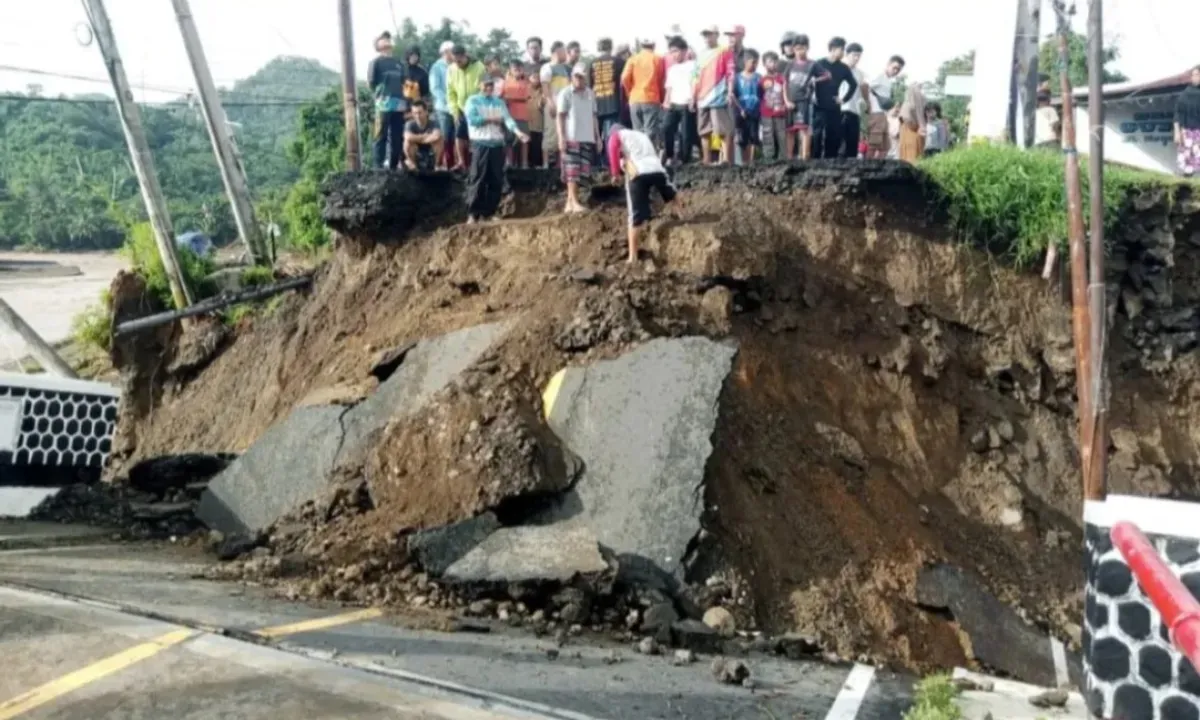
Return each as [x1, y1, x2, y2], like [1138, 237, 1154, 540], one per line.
[3, 160, 1199, 718]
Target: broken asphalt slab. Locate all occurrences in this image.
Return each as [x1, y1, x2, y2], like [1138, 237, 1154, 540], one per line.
[444, 525, 609, 584]
[916, 563, 1083, 688]
[197, 321, 512, 535]
[536, 336, 737, 577]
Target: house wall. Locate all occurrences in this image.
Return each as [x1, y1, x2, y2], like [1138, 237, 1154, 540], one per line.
[1074, 94, 1179, 175]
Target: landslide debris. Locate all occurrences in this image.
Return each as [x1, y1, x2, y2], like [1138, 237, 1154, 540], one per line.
[105, 162, 1200, 678]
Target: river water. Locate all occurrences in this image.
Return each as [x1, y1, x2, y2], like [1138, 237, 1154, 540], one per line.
[0, 252, 126, 359]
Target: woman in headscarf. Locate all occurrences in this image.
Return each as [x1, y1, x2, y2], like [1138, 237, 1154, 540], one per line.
[1175, 65, 1200, 178]
[897, 83, 926, 163]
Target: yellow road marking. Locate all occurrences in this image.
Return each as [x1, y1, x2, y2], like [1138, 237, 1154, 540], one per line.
[254, 607, 384, 639]
[0, 629, 194, 719]
[542, 368, 566, 420]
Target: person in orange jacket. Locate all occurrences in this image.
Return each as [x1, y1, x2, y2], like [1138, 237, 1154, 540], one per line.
[620, 38, 666, 148]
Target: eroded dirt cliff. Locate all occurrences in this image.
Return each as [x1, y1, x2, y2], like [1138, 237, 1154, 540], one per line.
[103, 161, 1200, 675]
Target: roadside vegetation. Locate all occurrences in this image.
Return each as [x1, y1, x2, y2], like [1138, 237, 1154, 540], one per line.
[920, 144, 1192, 268]
[904, 674, 963, 720]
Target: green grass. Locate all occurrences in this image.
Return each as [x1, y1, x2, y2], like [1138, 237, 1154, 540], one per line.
[919, 144, 1190, 268]
[903, 675, 963, 720]
[69, 289, 113, 352]
[121, 221, 216, 306]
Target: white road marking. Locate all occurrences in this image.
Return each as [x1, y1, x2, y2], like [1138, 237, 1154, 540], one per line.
[824, 663, 876, 720]
[1051, 636, 1069, 688]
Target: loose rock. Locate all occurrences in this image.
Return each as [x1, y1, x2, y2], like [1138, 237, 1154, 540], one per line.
[1029, 688, 1070, 709]
[637, 637, 661, 656]
[673, 649, 696, 666]
[702, 606, 737, 638]
[710, 657, 751, 685]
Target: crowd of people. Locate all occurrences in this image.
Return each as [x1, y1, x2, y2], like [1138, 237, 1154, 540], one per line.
[364, 28, 960, 259]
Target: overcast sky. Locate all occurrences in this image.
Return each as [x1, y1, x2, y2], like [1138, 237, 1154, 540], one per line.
[0, 0, 1195, 102]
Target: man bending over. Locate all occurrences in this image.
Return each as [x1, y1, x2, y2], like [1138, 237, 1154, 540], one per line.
[605, 124, 679, 264]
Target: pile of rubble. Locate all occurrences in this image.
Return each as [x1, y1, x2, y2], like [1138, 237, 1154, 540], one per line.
[99, 163, 1200, 682]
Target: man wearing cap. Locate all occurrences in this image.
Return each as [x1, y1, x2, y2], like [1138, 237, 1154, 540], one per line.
[620, 38, 666, 148]
[694, 25, 736, 165]
[367, 31, 411, 170]
[429, 41, 457, 169]
[557, 64, 600, 213]
[447, 45, 487, 171]
[725, 25, 748, 77]
[463, 76, 529, 223]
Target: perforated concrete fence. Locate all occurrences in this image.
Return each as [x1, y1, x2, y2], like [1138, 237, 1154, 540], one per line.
[1084, 496, 1200, 720]
[0, 372, 119, 470]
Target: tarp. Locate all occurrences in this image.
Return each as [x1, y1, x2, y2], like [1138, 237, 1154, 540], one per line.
[176, 231, 213, 257]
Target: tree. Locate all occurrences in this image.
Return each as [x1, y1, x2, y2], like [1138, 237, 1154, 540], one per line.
[390, 17, 519, 66]
[934, 52, 975, 141]
[1038, 31, 1127, 95]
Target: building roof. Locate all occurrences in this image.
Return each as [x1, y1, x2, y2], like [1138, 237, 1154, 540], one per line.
[1063, 69, 1194, 103]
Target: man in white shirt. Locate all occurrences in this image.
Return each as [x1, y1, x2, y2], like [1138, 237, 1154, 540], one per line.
[662, 36, 696, 167]
[866, 55, 905, 159]
[840, 43, 871, 158]
[605, 124, 679, 263]
[556, 64, 600, 213]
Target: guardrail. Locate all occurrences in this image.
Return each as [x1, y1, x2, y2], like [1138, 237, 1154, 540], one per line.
[1111, 521, 1200, 670]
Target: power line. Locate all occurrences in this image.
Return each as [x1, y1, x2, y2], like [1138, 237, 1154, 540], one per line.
[0, 64, 333, 104]
[0, 94, 312, 108]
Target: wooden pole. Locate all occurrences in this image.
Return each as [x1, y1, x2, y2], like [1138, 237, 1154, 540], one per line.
[82, 0, 193, 310]
[1052, 0, 1095, 491]
[337, 0, 362, 171]
[0, 299, 78, 379]
[170, 0, 268, 266]
[1085, 0, 1109, 500]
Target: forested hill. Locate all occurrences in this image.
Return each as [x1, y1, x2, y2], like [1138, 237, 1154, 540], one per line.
[0, 55, 338, 251]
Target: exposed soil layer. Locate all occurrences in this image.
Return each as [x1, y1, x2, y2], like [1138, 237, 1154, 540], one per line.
[106, 163, 1200, 674]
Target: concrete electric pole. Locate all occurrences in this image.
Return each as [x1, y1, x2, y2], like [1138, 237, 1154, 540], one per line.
[1014, 0, 1041, 147]
[170, 0, 268, 266]
[0, 300, 78, 379]
[81, 0, 193, 309]
[338, 0, 362, 171]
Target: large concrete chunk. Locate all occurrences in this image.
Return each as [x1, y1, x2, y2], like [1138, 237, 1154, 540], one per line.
[538, 336, 737, 576]
[444, 525, 608, 584]
[197, 406, 346, 535]
[199, 321, 511, 535]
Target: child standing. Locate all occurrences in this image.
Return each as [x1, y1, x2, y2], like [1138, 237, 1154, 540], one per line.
[527, 75, 546, 168]
[783, 34, 815, 160]
[502, 59, 531, 167]
[759, 52, 788, 162]
[731, 50, 762, 166]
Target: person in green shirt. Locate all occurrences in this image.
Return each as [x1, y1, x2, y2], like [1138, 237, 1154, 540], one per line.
[446, 45, 487, 171]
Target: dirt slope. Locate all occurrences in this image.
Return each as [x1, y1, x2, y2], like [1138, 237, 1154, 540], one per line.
[105, 162, 1200, 673]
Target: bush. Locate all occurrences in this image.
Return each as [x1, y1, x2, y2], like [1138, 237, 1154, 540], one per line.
[240, 265, 276, 287]
[281, 178, 330, 252]
[903, 675, 963, 720]
[70, 290, 113, 352]
[920, 144, 1181, 268]
[121, 221, 216, 306]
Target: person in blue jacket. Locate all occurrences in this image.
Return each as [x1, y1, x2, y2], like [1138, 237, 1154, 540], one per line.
[463, 77, 529, 223]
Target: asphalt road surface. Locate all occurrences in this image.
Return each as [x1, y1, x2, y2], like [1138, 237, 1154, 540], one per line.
[0, 533, 1088, 719]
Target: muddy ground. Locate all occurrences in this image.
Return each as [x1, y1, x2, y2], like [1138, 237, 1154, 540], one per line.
[98, 162, 1200, 675]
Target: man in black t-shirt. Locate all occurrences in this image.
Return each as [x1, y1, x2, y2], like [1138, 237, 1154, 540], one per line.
[403, 100, 442, 172]
[809, 37, 858, 160]
[589, 37, 624, 169]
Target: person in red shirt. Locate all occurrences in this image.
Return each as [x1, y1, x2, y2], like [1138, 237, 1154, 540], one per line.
[502, 59, 531, 167]
[760, 51, 789, 161]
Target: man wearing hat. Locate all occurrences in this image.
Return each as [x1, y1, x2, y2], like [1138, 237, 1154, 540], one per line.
[620, 37, 666, 148]
[694, 25, 735, 165]
[428, 41, 457, 169]
[556, 64, 600, 213]
[463, 75, 529, 223]
[367, 31, 411, 170]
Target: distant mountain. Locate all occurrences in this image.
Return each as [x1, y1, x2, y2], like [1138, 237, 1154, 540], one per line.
[221, 56, 339, 145]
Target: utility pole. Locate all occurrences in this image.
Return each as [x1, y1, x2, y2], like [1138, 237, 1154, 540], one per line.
[338, 0, 362, 171]
[1052, 0, 1096, 502]
[0, 300, 78, 379]
[1014, 0, 1041, 147]
[170, 0, 268, 266]
[1085, 0, 1109, 501]
[81, 0, 193, 309]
